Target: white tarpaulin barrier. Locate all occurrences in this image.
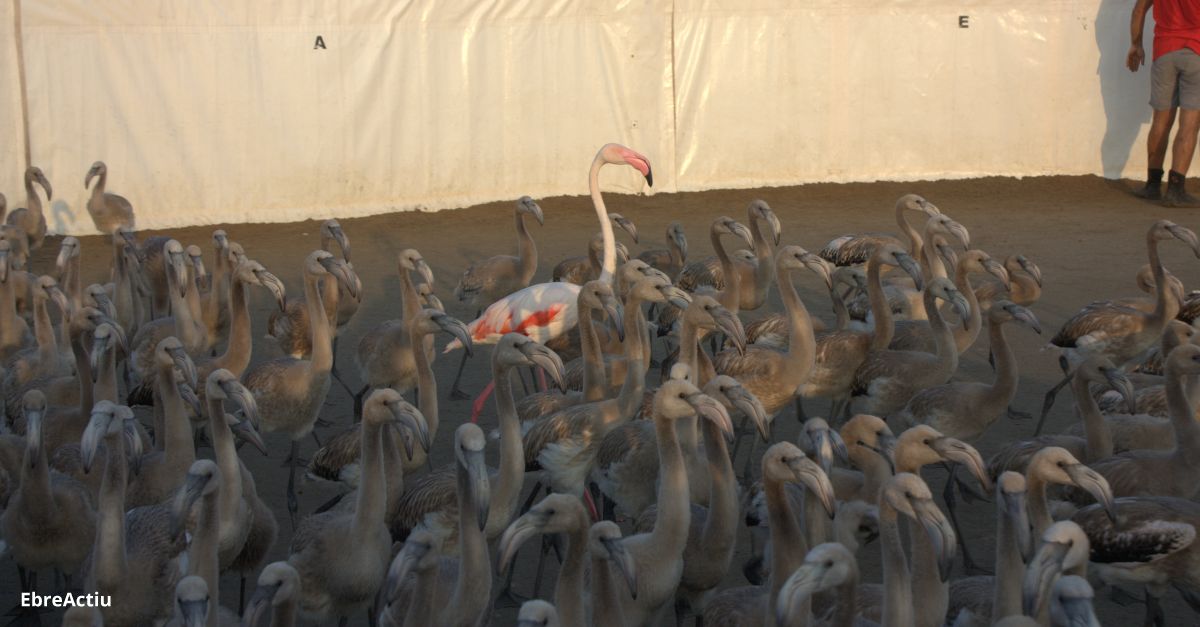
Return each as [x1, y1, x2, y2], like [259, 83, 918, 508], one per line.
[2, 0, 1156, 234]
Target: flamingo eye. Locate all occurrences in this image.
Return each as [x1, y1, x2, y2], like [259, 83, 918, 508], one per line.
[922, 439, 931, 445]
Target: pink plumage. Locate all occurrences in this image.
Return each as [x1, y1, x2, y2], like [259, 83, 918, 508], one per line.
[445, 281, 582, 351]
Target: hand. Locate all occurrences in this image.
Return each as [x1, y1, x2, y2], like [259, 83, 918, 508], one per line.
[1127, 45, 1145, 71]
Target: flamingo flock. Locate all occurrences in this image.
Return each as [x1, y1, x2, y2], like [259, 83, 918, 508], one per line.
[0, 148, 1197, 627]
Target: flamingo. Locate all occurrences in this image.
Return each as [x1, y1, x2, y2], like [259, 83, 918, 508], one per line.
[443, 143, 653, 421]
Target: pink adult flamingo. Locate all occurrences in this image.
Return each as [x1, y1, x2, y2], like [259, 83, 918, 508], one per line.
[443, 143, 653, 422]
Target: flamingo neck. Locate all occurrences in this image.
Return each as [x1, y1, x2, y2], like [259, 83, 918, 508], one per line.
[952, 262, 984, 353]
[208, 397, 244, 541]
[649, 413, 690, 558]
[515, 210, 538, 287]
[94, 341, 118, 403]
[992, 492, 1025, 622]
[32, 295, 56, 369]
[983, 317, 1020, 422]
[399, 263, 421, 320]
[712, 228, 741, 314]
[588, 154, 616, 284]
[1166, 360, 1200, 458]
[779, 265, 816, 389]
[750, 216, 775, 303]
[766, 474, 809, 626]
[19, 429, 54, 520]
[24, 172, 42, 216]
[700, 414, 738, 565]
[411, 322, 438, 465]
[157, 359, 196, 466]
[897, 205, 922, 256]
[354, 419, 386, 535]
[449, 458, 489, 616]
[590, 552, 627, 626]
[554, 516, 589, 627]
[489, 361, 524, 539]
[867, 256, 895, 349]
[193, 489, 221, 627]
[578, 295, 607, 402]
[1026, 474, 1053, 538]
[96, 430, 129, 586]
[1076, 370, 1113, 463]
[924, 288, 959, 381]
[71, 329, 94, 415]
[218, 276, 252, 375]
[304, 272, 333, 372]
[879, 502, 914, 627]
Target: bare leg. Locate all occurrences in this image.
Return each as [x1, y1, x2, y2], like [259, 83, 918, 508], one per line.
[353, 384, 369, 421]
[288, 440, 300, 529]
[329, 334, 356, 399]
[448, 309, 481, 400]
[942, 464, 987, 575]
[1037, 373, 1073, 435]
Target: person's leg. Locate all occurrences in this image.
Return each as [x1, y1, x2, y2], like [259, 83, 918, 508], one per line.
[1163, 50, 1200, 206]
[1139, 53, 1183, 199]
[1171, 108, 1200, 174]
[1135, 108, 1176, 198]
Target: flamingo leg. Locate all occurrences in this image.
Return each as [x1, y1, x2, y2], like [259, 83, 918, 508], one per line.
[1037, 372, 1073, 435]
[470, 380, 497, 423]
[448, 308, 482, 400]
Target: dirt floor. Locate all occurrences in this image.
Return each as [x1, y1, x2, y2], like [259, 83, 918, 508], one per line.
[3, 173, 1199, 625]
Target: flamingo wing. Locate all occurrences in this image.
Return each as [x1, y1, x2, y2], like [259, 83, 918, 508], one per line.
[444, 282, 580, 351]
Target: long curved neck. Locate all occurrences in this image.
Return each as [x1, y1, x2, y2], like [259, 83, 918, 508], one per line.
[32, 296, 56, 367]
[0, 273, 17, 344]
[921, 229, 949, 281]
[853, 449, 892, 506]
[411, 324, 438, 444]
[92, 170, 108, 199]
[218, 276, 252, 374]
[712, 228, 741, 314]
[67, 256, 82, 312]
[588, 154, 616, 284]
[700, 413, 738, 562]
[867, 257, 895, 349]
[590, 553, 627, 626]
[194, 490, 221, 627]
[612, 293, 647, 423]
[879, 502, 914, 627]
[1076, 371, 1113, 462]
[833, 571, 859, 627]
[208, 398, 244, 541]
[24, 172, 42, 215]
[271, 595, 298, 627]
[649, 413, 689, 558]
[304, 272, 333, 372]
[72, 329, 94, 415]
[982, 318, 1020, 419]
[95, 342, 118, 403]
[354, 419, 387, 534]
[157, 360, 195, 463]
[779, 266, 816, 389]
[403, 564, 438, 626]
[897, 206, 922, 256]
[319, 272, 339, 329]
[578, 297, 607, 402]
[554, 519, 589, 627]
[1148, 234, 1172, 324]
[1166, 361, 1200, 457]
[992, 497, 1025, 621]
[831, 284, 852, 331]
[185, 264, 204, 328]
[750, 216, 775, 303]
[766, 474, 809, 627]
[1026, 474, 1053, 538]
[96, 431, 128, 586]
[489, 361, 524, 538]
[399, 265, 421, 321]
[924, 288, 959, 380]
[19, 431, 54, 521]
[449, 459, 489, 614]
[168, 269, 200, 347]
[515, 210, 538, 286]
[952, 263, 984, 353]
[670, 234, 685, 267]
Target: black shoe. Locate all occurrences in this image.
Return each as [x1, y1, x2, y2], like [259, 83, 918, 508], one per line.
[1133, 182, 1163, 200]
[1163, 183, 1200, 208]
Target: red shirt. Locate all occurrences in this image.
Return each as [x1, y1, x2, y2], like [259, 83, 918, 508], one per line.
[1155, 0, 1200, 59]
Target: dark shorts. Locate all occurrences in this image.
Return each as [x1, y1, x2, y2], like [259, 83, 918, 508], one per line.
[1151, 48, 1200, 110]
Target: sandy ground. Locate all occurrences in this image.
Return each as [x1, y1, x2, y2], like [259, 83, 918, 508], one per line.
[3, 174, 1199, 625]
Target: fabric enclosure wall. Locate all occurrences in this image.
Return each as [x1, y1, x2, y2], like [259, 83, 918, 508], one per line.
[6, 0, 1154, 235]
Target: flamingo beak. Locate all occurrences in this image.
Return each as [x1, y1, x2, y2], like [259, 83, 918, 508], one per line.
[895, 252, 924, 291]
[612, 214, 639, 243]
[497, 513, 541, 576]
[521, 342, 566, 392]
[230, 415, 268, 456]
[390, 401, 430, 458]
[791, 455, 836, 518]
[437, 313, 474, 358]
[1018, 256, 1044, 287]
[617, 147, 653, 187]
[687, 392, 734, 440]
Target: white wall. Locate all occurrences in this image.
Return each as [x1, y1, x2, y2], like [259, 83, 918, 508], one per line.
[1, 0, 1154, 235]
